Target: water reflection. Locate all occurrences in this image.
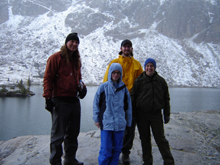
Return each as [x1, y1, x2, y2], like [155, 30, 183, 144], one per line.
[169, 88, 220, 112]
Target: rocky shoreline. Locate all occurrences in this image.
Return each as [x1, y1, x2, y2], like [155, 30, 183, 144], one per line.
[0, 91, 35, 97]
[0, 110, 219, 165]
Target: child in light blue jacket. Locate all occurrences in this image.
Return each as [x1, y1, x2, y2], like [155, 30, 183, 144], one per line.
[93, 63, 132, 165]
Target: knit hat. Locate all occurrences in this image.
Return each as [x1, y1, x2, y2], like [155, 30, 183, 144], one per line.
[65, 33, 80, 44]
[121, 39, 132, 47]
[144, 58, 156, 69]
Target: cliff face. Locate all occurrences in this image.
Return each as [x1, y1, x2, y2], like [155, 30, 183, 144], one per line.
[0, 110, 220, 165]
[0, 0, 220, 87]
[1, 0, 219, 43]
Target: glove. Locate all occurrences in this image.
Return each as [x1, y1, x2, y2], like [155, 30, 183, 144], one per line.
[78, 81, 87, 99]
[45, 99, 54, 112]
[164, 115, 170, 124]
[78, 87, 87, 99]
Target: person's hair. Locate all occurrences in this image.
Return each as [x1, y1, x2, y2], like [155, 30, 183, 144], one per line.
[119, 51, 133, 57]
[60, 45, 81, 68]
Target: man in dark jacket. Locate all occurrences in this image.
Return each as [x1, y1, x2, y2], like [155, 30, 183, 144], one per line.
[131, 58, 174, 165]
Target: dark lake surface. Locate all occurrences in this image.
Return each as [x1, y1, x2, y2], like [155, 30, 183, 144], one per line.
[0, 85, 220, 141]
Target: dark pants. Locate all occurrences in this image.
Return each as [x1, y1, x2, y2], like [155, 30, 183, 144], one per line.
[137, 113, 174, 165]
[50, 97, 81, 165]
[121, 120, 136, 155]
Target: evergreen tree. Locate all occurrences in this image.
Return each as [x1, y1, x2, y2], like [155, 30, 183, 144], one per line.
[27, 76, 31, 87]
[27, 76, 31, 94]
[0, 85, 8, 92]
[17, 79, 24, 88]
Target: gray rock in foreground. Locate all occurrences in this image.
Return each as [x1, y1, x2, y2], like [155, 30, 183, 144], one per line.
[0, 110, 220, 165]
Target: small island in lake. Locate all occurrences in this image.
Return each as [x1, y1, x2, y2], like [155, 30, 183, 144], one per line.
[0, 79, 35, 97]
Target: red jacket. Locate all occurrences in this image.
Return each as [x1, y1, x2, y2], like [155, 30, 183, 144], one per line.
[43, 51, 81, 98]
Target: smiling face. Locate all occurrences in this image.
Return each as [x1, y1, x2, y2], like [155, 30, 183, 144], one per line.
[66, 40, 79, 53]
[111, 70, 121, 83]
[145, 63, 155, 77]
[120, 43, 133, 57]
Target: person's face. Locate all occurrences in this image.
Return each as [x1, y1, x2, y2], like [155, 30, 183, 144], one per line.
[120, 43, 133, 57]
[111, 70, 121, 82]
[66, 40, 79, 53]
[145, 63, 155, 76]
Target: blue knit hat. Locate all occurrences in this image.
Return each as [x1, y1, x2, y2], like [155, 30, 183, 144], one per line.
[144, 58, 156, 69]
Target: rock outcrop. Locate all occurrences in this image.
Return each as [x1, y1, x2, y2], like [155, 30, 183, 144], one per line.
[0, 110, 220, 165]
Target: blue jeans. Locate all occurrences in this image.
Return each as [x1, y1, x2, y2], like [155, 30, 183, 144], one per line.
[99, 130, 124, 165]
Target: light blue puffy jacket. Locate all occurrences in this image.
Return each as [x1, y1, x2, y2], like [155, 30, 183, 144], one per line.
[93, 63, 132, 131]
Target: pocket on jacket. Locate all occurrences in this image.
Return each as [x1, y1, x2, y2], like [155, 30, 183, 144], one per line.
[118, 117, 126, 130]
[102, 119, 114, 129]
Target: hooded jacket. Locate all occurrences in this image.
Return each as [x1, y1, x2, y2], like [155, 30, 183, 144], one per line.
[103, 55, 143, 93]
[93, 63, 132, 131]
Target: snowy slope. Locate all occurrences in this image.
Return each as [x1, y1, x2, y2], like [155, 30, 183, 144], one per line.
[0, 0, 219, 87]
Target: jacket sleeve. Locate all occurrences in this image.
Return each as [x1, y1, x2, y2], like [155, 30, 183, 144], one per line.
[163, 80, 171, 116]
[42, 54, 59, 98]
[125, 88, 132, 127]
[93, 85, 103, 123]
[103, 59, 118, 82]
[103, 63, 111, 82]
[137, 63, 143, 78]
[130, 79, 139, 119]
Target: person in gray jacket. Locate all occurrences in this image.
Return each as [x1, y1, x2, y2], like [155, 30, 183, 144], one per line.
[93, 63, 132, 165]
[131, 58, 174, 165]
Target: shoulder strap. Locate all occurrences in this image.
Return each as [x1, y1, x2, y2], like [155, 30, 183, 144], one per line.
[116, 84, 126, 92]
[115, 84, 129, 112]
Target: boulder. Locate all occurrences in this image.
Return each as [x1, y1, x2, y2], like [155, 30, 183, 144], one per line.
[0, 110, 219, 165]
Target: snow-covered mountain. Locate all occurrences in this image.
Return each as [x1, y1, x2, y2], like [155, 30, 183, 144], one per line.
[0, 0, 220, 87]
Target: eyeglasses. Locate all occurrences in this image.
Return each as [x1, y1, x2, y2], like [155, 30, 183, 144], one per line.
[112, 71, 121, 75]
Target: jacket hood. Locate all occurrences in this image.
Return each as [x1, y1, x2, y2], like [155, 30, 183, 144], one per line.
[108, 63, 123, 83]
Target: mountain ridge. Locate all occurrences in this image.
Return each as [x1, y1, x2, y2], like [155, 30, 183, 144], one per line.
[0, 0, 219, 87]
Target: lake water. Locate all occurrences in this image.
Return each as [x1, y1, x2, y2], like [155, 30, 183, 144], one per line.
[0, 86, 220, 141]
